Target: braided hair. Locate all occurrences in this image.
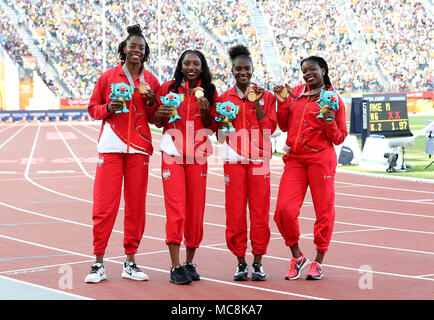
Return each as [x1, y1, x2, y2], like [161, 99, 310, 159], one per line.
[169, 49, 216, 106]
[300, 56, 332, 87]
[117, 24, 150, 65]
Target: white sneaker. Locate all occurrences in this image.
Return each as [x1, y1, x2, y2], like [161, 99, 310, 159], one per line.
[233, 262, 249, 281]
[251, 262, 266, 281]
[121, 261, 149, 281]
[84, 263, 107, 283]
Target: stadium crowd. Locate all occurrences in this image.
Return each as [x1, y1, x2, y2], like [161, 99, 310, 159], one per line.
[350, 0, 432, 92]
[1, 0, 432, 98]
[0, 4, 62, 95]
[258, 0, 384, 92]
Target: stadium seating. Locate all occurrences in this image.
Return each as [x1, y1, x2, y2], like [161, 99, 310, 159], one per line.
[1, 0, 432, 99]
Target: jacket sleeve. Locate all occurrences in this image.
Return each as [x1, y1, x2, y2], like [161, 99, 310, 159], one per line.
[88, 74, 111, 120]
[324, 96, 347, 145]
[258, 92, 277, 135]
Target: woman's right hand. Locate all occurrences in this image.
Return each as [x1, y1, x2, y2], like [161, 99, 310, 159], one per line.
[273, 84, 295, 102]
[107, 100, 124, 113]
[219, 117, 231, 129]
[153, 104, 174, 123]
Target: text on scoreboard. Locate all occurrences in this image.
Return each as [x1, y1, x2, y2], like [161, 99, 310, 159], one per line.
[362, 93, 411, 136]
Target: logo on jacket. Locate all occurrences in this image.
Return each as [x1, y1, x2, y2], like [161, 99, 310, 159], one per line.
[224, 174, 230, 185]
[97, 156, 104, 167]
[162, 169, 171, 180]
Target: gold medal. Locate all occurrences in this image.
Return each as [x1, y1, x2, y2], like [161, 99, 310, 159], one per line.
[280, 87, 288, 99]
[194, 87, 204, 98]
[247, 84, 257, 101]
[139, 82, 148, 94]
[247, 91, 257, 101]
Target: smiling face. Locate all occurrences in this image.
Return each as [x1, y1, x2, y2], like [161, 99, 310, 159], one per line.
[181, 52, 202, 83]
[123, 35, 146, 65]
[301, 60, 325, 89]
[232, 56, 253, 88]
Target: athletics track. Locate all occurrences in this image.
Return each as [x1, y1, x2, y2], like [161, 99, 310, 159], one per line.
[0, 121, 433, 304]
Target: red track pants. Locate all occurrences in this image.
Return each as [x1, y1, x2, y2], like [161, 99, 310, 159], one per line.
[274, 148, 336, 253]
[161, 155, 208, 248]
[92, 153, 149, 256]
[224, 161, 271, 258]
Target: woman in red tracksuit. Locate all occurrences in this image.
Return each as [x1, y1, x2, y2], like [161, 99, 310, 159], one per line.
[273, 56, 347, 280]
[84, 25, 160, 283]
[216, 44, 277, 281]
[153, 49, 218, 285]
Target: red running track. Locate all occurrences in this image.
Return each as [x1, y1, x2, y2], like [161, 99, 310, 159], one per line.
[0, 122, 433, 301]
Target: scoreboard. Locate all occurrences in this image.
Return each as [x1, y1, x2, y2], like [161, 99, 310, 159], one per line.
[362, 93, 412, 137]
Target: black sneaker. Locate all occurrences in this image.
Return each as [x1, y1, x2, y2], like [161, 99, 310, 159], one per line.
[251, 262, 266, 281]
[170, 265, 192, 285]
[233, 262, 248, 281]
[184, 262, 200, 281]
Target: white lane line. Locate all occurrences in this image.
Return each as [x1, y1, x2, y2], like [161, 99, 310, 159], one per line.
[0, 234, 326, 300]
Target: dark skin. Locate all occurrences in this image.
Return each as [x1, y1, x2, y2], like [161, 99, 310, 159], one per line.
[107, 35, 157, 113]
[154, 52, 211, 268]
[154, 52, 211, 127]
[231, 56, 266, 121]
[273, 60, 337, 264]
[96, 35, 156, 266]
[274, 60, 336, 124]
[228, 55, 266, 266]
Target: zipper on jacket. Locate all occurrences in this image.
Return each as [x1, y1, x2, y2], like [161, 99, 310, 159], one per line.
[185, 83, 192, 157]
[292, 101, 309, 153]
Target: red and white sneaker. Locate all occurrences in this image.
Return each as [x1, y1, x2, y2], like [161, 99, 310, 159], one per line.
[306, 262, 323, 280]
[285, 253, 310, 280]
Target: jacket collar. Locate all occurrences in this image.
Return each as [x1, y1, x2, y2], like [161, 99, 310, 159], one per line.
[116, 63, 146, 77]
[228, 82, 258, 100]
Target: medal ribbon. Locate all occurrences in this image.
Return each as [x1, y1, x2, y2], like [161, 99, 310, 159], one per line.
[121, 64, 145, 153]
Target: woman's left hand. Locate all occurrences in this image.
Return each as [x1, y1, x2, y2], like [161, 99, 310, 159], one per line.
[198, 96, 210, 112]
[253, 86, 265, 102]
[144, 89, 157, 107]
[323, 106, 336, 123]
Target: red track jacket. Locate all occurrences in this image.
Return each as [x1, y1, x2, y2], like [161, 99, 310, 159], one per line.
[216, 85, 277, 160]
[88, 63, 160, 155]
[155, 80, 218, 158]
[277, 84, 347, 157]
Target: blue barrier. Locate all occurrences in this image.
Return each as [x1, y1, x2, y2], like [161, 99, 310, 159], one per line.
[0, 109, 92, 122]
